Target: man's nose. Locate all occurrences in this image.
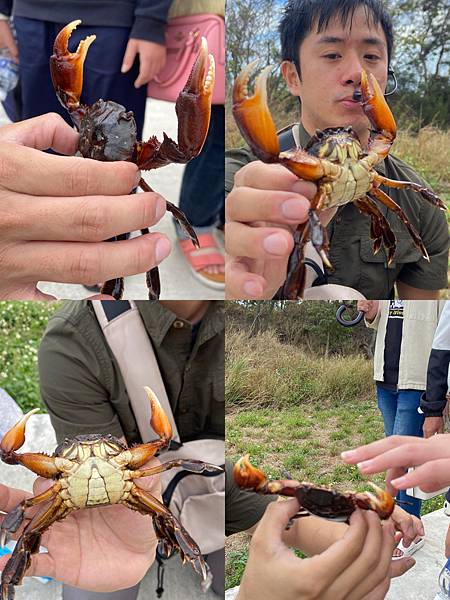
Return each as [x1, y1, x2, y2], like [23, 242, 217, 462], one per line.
[341, 56, 363, 87]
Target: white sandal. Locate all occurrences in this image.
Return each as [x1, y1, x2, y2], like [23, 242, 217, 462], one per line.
[393, 537, 425, 560]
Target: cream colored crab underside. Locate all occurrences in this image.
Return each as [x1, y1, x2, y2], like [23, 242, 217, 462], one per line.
[54, 440, 134, 509]
[321, 158, 375, 209]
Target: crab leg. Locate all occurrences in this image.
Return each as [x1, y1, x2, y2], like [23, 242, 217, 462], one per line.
[282, 186, 330, 300]
[368, 187, 430, 260]
[373, 173, 447, 211]
[134, 37, 214, 170]
[131, 459, 222, 479]
[355, 196, 397, 264]
[50, 19, 95, 125]
[128, 484, 211, 586]
[0, 410, 59, 477]
[359, 69, 396, 160]
[0, 484, 61, 550]
[1, 498, 68, 600]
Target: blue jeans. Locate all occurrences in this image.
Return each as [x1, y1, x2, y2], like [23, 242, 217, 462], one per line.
[376, 386, 424, 518]
[177, 104, 224, 231]
[4, 17, 147, 137]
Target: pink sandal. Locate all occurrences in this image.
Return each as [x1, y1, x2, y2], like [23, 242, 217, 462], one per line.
[179, 232, 225, 290]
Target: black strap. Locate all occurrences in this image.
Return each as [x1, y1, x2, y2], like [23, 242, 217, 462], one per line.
[278, 125, 296, 151]
[162, 464, 225, 506]
[304, 258, 328, 287]
[99, 300, 132, 321]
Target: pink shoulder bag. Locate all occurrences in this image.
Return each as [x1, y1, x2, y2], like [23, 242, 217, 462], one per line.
[147, 13, 224, 104]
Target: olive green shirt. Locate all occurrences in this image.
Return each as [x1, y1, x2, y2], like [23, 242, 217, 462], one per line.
[38, 301, 224, 446]
[226, 124, 449, 299]
[169, 0, 224, 18]
[225, 460, 276, 536]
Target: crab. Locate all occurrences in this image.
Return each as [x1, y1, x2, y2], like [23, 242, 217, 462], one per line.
[233, 454, 395, 522]
[232, 63, 447, 299]
[0, 388, 223, 600]
[50, 20, 215, 299]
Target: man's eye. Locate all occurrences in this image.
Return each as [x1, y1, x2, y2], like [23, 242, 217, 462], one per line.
[365, 54, 381, 61]
[324, 53, 341, 60]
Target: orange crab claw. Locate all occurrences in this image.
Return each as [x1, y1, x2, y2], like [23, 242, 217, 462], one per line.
[144, 386, 173, 443]
[0, 408, 39, 455]
[355, 482, 395, 520]
[50, 19, 96, 113]
[360, 69, 396, 158]
[233, 454, 269, 491]
[175, 37, 215, 159]
[233, 62, 280, 163]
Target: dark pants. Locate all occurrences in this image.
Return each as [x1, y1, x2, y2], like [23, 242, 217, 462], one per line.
[376, 386, 424, 518]
[177, 104, 224, 229]
[4, 17, 147, 137]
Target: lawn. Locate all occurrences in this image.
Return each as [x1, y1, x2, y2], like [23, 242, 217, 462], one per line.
[225, 328, 445, 589]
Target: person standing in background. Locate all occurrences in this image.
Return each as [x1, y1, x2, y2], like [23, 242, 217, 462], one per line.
[0, 0, 172, 137]
[357, 299, 444, 557]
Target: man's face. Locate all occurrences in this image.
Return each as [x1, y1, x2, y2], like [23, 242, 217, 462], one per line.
[284, 6, 389, 144]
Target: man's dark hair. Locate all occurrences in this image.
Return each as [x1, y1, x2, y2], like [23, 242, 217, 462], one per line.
[279, 0, 394, 76]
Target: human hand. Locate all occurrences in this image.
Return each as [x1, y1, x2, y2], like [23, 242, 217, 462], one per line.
[226, 162, 336, 299]
[0, 113, 171, 300]
[237, 497, 405, 600]
[0, 460, 160, 591]
[121, 39, 167, 88]
[356, 300, 379, 322]
[341, 434, 450, 494]
[423, 416, 444, 438]
[0, 21, 18, 62]
[390, 505, 424, 550]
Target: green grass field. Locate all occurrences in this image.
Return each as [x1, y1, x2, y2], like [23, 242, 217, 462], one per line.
[225, 328, 445, 589]
[0, 301, 62, 412]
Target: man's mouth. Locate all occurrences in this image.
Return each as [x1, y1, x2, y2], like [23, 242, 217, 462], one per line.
[339, 95, 362, 109]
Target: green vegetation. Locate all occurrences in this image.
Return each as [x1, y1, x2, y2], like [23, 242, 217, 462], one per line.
[225, 327, 444, 589]
[0, 301, 62, 411]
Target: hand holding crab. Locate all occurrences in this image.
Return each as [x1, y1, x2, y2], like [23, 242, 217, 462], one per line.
[51, 20, 215, 299]
[232, 63, 446, 299]
[0, 388, 222, 600]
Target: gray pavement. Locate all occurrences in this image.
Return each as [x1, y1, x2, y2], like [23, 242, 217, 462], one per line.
[0, 99, 224, 300]
[0, 406, 220, 600]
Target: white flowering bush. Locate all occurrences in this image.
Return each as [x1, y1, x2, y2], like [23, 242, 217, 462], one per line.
[0, 302, 62, 411]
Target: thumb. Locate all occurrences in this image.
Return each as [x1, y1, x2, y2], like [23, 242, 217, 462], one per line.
[121, 40, 138, 73]
[254, 498, 301, 543]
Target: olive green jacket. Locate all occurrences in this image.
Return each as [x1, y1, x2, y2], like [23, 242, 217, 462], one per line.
[226, 124, 449, 299]
[38, 301, 224, 446]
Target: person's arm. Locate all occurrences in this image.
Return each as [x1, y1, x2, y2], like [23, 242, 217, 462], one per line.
[421, 302, 450, 436]
[38, 304, 124, 442]
[0, 115, 170, 300]
[121, 0, 173, 87]
[396, 282, 441, 299]
[396, 191, 448, 296]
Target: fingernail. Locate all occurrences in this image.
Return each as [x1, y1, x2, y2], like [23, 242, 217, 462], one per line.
[390, 476, 407, 487]
[121, 64, 128, 73]
[155, 237, 171, 263]
[357, 460, 373, 472]
[341, 450, 357, 460]
[263, 233, 289, 255]
[154, 196, 166, 222]
[134, 170, 141, 187]
[405, 557, 415, 568]
[243, 280, 263, 297]
[281, 197, 308, 220]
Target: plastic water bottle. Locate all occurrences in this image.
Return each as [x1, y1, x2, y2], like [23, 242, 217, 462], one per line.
[0, 48, 18, 101]
[434, 558, 450, 599]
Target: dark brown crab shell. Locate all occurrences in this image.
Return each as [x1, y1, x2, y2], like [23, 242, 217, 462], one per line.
[303, 126, 365, 162]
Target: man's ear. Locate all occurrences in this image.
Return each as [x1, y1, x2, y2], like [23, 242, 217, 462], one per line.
[281, 60, 302, 96]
